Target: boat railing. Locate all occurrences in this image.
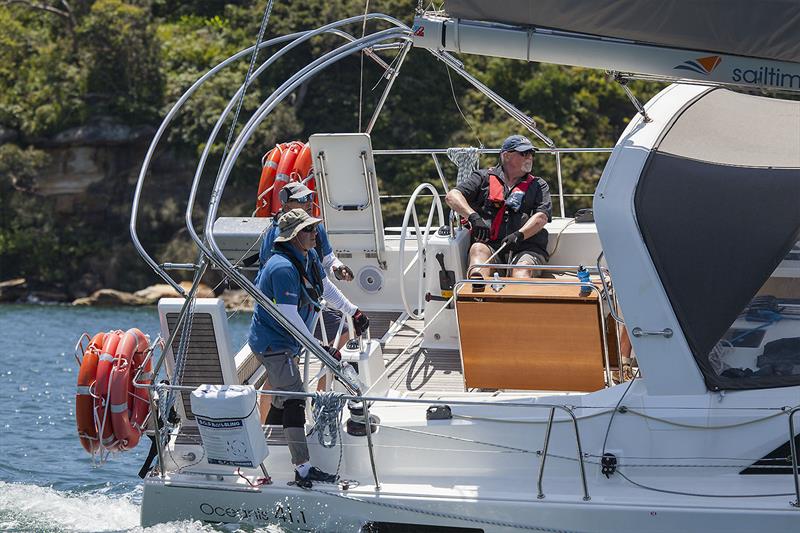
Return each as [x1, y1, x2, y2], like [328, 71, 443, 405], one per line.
[128, 11, 615, 488]
[371, 147, 613, 219]
[143, 381, 591, 501]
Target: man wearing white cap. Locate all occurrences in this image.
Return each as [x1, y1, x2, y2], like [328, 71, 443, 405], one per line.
[445, 134, 552, 280]
[248, 208, 340, 488]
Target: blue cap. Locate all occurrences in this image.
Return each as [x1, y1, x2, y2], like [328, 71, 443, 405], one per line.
[501, 134, 535, 153]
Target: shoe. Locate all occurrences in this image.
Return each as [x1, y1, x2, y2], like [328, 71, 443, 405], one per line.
[295, 466, 338, 488]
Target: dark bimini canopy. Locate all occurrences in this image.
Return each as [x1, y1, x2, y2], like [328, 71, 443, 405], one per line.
[446, 1, 800, 63]
[634, 88, 800, 390]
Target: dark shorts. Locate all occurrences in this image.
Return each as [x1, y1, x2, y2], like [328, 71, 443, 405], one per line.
[473, 241, 548, 277]
[253, 350, 303, 409]
[313, 309, 347, 343]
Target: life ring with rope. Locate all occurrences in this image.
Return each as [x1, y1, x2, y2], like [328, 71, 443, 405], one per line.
[255, 143, 286, 217]
[76, 332, 106, 454]
[94, 330, 123, 451]
[109, 328, 151, 451]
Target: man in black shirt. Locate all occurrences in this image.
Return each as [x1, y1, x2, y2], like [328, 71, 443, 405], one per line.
[445, 135, 552, 279]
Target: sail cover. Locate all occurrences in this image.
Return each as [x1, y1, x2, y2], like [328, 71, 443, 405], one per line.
[445, 1, 800, 64]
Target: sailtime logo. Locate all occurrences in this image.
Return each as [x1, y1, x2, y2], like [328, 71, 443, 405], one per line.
[674, 55, 722, 75]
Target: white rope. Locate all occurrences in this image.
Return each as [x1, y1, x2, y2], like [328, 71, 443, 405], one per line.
[311, 391, 347, 448]
[446, 147, 481, 186]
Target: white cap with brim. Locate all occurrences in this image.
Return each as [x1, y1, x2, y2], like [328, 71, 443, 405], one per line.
[274, 208, 322, 242]
[282, 181, 314, 200]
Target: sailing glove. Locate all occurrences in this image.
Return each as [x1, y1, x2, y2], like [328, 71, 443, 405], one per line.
[501, 231, 524, 250]
[324, 345, 342, 361]
[468, 213, 491, 243]
[352, 309, 370, 337]
[333, 264, 354, 281]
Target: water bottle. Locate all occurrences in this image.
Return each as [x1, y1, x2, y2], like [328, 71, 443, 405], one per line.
[491, 272, 504, 292]
[342, 362, 360, 387]
[577, 266, 591, 297]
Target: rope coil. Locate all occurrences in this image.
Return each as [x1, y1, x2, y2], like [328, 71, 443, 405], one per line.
[446, 147, 481, 186]
[311, 391, 347, 448]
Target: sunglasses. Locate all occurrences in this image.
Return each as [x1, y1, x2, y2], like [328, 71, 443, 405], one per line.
[518, 149, 535, 157]
[288, 194, 314, 204]
[300, 225, 317, 233]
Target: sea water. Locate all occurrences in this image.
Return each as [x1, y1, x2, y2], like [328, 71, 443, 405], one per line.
[0, 304, 290, 532]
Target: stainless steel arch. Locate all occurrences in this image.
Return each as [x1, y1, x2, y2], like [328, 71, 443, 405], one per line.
[197, 28, 412, 393]
[184, 15, 408, 255]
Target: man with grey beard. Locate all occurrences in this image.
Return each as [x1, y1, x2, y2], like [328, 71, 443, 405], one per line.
[445, 135, 552, 280]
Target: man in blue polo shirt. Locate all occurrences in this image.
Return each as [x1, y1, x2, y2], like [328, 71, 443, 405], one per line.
[257, 181, 369, 341]
[249, 208, 339, 488]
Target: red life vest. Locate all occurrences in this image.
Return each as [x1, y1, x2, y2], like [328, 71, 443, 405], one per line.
[487, 173, 533, 241]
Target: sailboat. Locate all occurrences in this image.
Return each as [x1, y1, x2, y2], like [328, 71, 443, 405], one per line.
[100, 2, 800, 530]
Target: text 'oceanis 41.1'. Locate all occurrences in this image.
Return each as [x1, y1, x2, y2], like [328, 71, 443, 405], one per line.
[76, 1, 800, 531]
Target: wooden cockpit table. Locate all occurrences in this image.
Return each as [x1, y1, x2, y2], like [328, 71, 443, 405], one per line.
[456, 277, 613, 391]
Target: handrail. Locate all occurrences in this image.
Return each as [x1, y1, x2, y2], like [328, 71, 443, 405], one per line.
[372, 147, 613, 155]
[467, 262, 610, 278]
[369, 147, 612, 218]
[399, 182, 445, 319]
[537, 408, 556, 499]
[145, 381, 591, 500]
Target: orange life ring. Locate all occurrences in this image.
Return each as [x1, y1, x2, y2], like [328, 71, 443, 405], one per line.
[291, 142, 322, 216]
[110, 328, 151, 450]
[255, 144, 286, 217]
[292, 143, 320, 218]
[94, 331, 122, 450]
[76, 332, 106, 454]
[270, 140, 304, 215]
[292, 143, 313, 183]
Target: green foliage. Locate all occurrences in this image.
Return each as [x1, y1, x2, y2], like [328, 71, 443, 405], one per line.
[0, 7, 85, 136]
[78, 0, 164, 122]
[0, 144, 78, 284]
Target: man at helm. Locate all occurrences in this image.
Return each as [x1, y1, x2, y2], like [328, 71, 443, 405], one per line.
[248, 208, 342, 488]
[445, 134, 552, 280]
